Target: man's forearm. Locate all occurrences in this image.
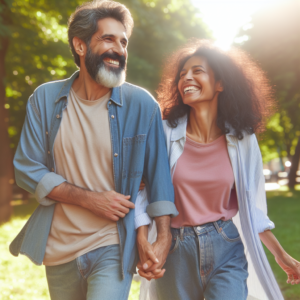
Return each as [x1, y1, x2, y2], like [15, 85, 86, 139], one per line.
[155, 215, 171, 241]
[47, 182, 134, 221]
[47, 182, 92, 209]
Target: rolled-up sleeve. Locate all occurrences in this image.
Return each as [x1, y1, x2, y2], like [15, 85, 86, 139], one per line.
[134, 189, 151, 229]
[142, 104, 178, 218]
[35, 172, 66, 205]
[14, 95, 66, 206]
[247, 134, 275, 233]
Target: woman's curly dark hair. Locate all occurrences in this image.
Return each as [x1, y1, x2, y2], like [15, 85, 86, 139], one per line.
[157, 39, 274, 139]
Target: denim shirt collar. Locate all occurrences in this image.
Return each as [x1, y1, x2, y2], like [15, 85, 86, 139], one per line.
[54, 70, 123, 106]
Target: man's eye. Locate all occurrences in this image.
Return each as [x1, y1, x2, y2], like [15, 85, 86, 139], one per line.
[195, 69, 203, 73]
[180, 73, 185, 78]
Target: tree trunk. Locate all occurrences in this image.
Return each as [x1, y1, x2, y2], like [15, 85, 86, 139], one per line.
[0, 36, 13, 223]
[288, 136, 300, 190]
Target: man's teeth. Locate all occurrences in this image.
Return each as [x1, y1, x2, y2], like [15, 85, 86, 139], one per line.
[106, 59, 119, 66]
[183, 86, 200, 94]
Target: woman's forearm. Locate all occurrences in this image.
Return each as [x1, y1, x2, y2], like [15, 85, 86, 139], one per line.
[259, 230, 287, 260]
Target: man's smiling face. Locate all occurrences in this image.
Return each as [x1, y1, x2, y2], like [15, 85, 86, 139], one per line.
[84, 17, 128, 88]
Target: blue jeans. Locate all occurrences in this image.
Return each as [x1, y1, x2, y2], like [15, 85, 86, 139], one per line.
[45, 245, 133, 300]
[155, 219, 248, 300]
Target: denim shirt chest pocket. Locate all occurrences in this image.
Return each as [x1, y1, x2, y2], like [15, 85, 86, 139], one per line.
[122, 134, 146, 178]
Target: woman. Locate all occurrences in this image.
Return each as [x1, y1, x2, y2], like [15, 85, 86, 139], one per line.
[135, 40, 300, 300]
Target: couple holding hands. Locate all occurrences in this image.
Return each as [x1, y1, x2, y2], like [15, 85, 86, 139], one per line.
[10, 1, 300, 299]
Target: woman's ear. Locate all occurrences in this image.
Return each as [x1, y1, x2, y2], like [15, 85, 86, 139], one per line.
[216, 80, 224, 92]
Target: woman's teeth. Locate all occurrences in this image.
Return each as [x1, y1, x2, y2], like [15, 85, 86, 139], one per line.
[183, 86, 200, 94]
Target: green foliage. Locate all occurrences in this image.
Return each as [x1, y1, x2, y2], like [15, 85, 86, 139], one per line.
[236, 0, 300, 161]
[4, 0, 79, 151]
[3, 0, 210, 153]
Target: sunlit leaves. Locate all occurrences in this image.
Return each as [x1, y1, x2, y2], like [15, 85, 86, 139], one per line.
[238, 0, 300, 162]
[6, 87, 21, 98]
[3, 0, 78, 151]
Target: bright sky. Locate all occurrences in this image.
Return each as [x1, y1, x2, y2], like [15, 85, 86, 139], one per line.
[192, 0, 283, 49]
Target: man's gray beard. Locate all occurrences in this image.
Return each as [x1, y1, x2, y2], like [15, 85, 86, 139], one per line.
[95, 65, 126, 88]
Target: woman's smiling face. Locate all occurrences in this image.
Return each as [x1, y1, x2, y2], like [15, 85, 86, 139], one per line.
[178, 55, 222, 106]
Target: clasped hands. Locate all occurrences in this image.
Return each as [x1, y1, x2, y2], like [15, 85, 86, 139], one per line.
[136, 225, 172, 281]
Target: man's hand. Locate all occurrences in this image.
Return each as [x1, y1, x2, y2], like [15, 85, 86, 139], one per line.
[136, 226, 163, 281]
[48, 183, 134, 221]
[86, 190, 135, 221]
[140, 233, 172, 275]
[136, 216, 172, 281]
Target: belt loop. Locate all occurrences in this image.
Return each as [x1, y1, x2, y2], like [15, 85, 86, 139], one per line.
[180, 227, 184, 241]
[213, 221, 220, 233]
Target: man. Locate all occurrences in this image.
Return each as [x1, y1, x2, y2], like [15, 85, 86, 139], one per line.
[10, 1, 177, 299]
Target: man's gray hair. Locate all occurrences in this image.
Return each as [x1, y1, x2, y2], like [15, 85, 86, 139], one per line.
[68, 0, 134, 67]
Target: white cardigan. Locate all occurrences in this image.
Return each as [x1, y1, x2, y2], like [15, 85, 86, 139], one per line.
[135, 115, 283, 300]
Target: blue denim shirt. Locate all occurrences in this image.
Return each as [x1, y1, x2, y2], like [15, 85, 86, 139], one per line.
[10, 71, 178, 276]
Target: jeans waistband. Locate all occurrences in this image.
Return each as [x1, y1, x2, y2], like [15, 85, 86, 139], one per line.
[171, 219, 232, 240]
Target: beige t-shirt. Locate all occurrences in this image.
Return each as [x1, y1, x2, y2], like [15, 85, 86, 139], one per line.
[43, 88, 119, 266]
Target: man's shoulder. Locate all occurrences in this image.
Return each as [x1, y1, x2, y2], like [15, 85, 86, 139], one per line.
[122, 82, 157, 106]
[32, 77, 70, 100]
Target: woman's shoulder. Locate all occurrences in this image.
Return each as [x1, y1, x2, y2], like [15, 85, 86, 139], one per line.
[162, 119, 172, 134]
[237, 132, 259, 149]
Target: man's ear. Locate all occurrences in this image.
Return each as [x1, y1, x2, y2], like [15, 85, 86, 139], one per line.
[72, 37, 86, 57]
[216, 80, 224, 92]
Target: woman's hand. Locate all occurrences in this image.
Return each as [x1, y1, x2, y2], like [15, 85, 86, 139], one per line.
[275, 255, 300, 285]
[139, 180, 146, 191]
[136, 225, 164, 281]
[259, 230, 300, 285]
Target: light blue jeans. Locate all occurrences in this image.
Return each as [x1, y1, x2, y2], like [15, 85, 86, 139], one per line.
[45, 245, 133, 300]
[155, 219, 248, 300]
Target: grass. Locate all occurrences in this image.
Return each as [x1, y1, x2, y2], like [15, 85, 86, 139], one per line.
[0, 198, 140, 300]
[1, 190, 299, 299]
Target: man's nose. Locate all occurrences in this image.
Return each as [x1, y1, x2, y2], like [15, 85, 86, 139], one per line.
[113, 41, 126, 57]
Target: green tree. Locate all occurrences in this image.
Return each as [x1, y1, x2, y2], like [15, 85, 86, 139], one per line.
[1, 0, 210, 222]
[0, 0, 14, 223]
[1, 0, 79, 223]
[237, 0, 300, 188]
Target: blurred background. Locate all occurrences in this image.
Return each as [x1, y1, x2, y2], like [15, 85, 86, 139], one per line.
[0, 0, 299, 299]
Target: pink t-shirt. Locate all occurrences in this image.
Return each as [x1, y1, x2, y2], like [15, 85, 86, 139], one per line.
[171, 135, 238, 228]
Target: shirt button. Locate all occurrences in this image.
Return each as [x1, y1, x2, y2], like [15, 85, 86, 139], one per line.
[56, 114, 60, 119]
[197, 226, 201, 231]
[114, 153, 118, 157]
[219, 227, 223, 231]
[111, 115, 115, 119]
[48, 151, 50, 154]
[46, 131, 48, 135]
[51, 168, 54, 172]
[108, 101, 112, 105]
